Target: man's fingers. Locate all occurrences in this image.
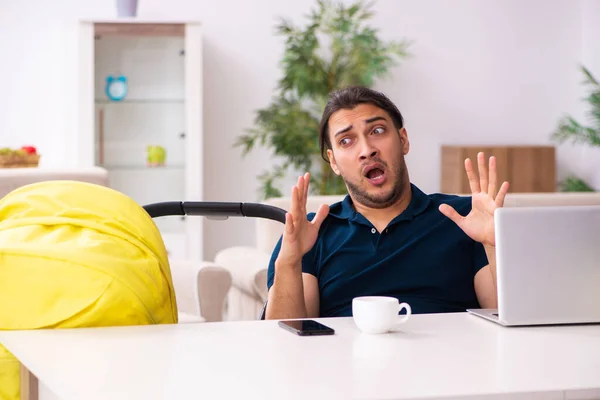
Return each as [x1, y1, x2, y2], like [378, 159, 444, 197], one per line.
[311, 204, 330, 229]
[488, 156, 497, 197]
[290, 185, 302, 223]
[302, 172, 310, 215]
[495, 181, 510, 207]
[290, 185, 299, 211]
[296, 175, 304, 206]
[477, 152, 488, 194]
[464, 158, 480, 194]
[284, 212, 295, 236]
[303, 173, 310, 201]
[439, 204, 463, 227]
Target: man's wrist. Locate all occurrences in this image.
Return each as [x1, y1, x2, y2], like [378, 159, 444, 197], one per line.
[273, 259, 303, 289]
[484, 243, 496, 252]
[483, 243, 496, 259]
[275, 258, 302, 272]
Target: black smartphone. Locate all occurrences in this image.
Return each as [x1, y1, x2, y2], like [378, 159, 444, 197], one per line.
[278, 319, 335, 336]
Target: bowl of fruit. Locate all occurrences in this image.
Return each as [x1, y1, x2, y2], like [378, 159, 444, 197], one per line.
[0, 146, 40, 168]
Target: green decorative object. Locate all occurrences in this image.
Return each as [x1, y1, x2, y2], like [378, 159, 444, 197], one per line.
[552, 66, 599, 192]
[235, 0, 412, 199]
[558, 176, 595, 192]
[147, 145, 166, 167]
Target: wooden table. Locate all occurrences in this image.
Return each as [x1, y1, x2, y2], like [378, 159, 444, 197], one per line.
[1, 312, 600, 400]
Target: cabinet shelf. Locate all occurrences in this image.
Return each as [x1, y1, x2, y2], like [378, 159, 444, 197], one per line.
[95, 99, 184, 104]
[102, 165, 184, 171]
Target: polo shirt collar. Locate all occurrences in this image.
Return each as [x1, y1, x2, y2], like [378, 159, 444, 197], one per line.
[329, 183, 431, 222]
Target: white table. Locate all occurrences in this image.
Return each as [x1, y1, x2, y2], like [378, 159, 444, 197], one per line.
[1, 312, 600, 400]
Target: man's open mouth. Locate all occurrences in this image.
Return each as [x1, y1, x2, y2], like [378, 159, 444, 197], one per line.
[363, 164, 387, 186]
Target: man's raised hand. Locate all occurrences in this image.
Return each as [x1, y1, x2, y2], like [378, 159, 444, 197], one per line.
[276, 173, 330, 268]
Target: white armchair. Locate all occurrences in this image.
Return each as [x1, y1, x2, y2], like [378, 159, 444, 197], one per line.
[215, 191, 600, 321]
[170, 260, 232, 323]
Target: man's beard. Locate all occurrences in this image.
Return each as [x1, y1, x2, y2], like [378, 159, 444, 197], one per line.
[342, 157, 408, 209]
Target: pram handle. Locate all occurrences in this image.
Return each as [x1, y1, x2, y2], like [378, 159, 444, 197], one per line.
[143, 201, 287, 224]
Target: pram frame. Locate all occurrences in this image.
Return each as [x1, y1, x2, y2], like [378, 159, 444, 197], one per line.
[143, 201, 282, 320]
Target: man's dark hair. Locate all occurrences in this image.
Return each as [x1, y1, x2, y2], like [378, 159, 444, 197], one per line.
[318, 86, 404, 161]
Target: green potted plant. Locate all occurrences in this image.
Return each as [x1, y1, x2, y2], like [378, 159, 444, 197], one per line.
[551, 66, 599, 192]
[235, 0, 411, 199]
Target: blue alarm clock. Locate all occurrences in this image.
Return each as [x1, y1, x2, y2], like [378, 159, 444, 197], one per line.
[105, 75, 128, 101]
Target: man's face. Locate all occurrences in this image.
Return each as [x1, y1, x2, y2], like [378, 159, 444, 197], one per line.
[326, 103, 410, 209]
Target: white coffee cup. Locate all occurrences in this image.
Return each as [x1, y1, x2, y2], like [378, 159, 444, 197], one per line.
[352, 296, 412, 334]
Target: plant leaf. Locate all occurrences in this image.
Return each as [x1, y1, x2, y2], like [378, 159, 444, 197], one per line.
[551, 66, 600, 150]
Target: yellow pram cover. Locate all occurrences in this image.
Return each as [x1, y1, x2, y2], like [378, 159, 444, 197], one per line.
[0, 181, 178, 400]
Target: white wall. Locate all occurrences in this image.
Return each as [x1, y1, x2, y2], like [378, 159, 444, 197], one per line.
[0, 0, 596, 260]
[573, 0, 600, 190]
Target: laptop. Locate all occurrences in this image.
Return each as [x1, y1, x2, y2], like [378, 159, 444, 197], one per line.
[467, 205, 600, 326]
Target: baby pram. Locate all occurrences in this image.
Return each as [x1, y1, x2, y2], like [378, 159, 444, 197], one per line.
[0, 181, 282, 399]
[142, 199, 284, 321]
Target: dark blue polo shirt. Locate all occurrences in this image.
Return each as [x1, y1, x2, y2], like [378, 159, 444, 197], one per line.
[266, 183, 489, 317]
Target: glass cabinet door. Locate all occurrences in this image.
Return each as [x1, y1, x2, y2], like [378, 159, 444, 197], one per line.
[93, 29, 187, 253]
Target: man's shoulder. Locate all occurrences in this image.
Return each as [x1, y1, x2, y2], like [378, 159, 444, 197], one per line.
[326, 197, 348, 216]
[426, 191, 472, 212]
[305, 198, 349, 246]
[307, 196, 349, 222]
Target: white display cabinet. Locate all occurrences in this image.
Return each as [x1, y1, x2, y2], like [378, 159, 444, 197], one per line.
[77, 19, 203, 262]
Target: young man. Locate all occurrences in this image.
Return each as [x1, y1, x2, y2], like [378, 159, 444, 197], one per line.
[265, 86, 509, 320]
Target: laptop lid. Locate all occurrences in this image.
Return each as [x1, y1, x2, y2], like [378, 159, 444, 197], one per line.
[495, 205, 600, 326]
